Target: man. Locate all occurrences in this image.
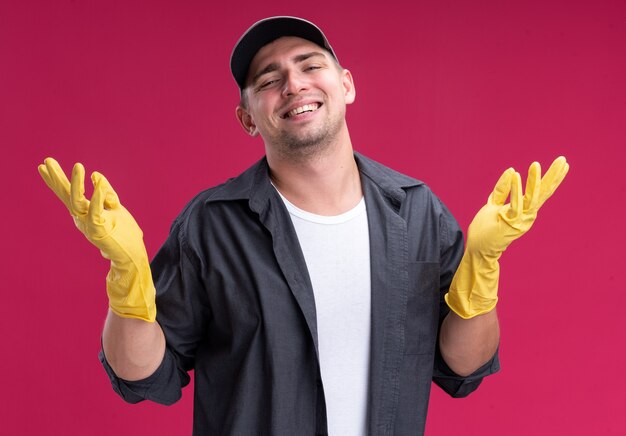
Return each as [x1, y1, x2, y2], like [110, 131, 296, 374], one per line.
[38, 16, 569, 436]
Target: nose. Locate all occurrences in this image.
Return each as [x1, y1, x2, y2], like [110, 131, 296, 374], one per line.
[281, 70, 308, 97]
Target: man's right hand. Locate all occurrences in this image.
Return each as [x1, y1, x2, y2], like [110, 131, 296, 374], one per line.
[38, 157, 156, 322]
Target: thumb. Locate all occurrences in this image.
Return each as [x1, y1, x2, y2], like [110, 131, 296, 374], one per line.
[91, 171, 121, 209]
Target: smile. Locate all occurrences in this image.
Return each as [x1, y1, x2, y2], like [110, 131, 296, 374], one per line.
[283, 103, 321, 119]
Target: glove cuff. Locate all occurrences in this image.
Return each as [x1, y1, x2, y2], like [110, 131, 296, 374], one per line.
[106, 258, 157, 322]
[445, 292, 498, 319]
[445, 252, 500, 319]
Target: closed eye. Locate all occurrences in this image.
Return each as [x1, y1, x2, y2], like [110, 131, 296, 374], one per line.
[258, 78, 279, 90]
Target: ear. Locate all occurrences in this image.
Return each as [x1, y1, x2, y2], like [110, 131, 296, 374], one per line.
[235, 105, 259, 137]
[341, 69, 356, 105]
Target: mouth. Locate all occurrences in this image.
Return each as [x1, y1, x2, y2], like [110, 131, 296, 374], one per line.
[282, 103, 322, 119]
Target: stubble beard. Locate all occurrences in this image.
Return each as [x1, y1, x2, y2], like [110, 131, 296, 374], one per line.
[270, 107, 345, 162]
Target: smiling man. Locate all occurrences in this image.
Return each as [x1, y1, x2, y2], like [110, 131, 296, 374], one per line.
[237, 36, 354, 163]
[39, 16, 569, 436]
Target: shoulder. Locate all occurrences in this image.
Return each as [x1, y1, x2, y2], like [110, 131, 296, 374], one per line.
[355, 152, 445, 208]
[171, 157, 269, 230]
[355, 152, 424, 189]
[356, 153, 457, 223]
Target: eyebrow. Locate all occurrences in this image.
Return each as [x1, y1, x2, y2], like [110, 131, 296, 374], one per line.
[251, 51, 327, 84]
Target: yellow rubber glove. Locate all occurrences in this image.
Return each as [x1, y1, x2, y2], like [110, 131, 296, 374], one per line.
[38, 157, 156, 322]
[445, 156, 570, 319]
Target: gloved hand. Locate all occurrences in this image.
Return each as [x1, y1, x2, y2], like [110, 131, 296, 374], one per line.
[445, 156, 570, 319]
[38, 158, 156, 322]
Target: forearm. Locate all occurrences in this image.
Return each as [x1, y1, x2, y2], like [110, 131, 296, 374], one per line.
[102, 309, 166, 381]
[439, 308, 500, 376]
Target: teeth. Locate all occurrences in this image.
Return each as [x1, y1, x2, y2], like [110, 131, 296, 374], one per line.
[286, 103, 319, 118]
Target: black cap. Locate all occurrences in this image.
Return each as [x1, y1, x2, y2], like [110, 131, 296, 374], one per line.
[230, 16, 337, 90]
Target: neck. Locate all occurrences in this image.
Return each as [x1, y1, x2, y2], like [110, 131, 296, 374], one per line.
[266, 129, 362, 216]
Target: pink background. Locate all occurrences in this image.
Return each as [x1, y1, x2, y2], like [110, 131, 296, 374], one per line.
[2, 0, 625, 434]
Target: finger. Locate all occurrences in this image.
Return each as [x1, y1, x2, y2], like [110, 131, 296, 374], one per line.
[523, 161, 541, 212]
[508, 171, 523, 220]
[91, 171, 120, 209]
[489, 167, 515, 205]
[88, 173, 106, 228]
[70, 163, 90, 216]
[538, 156, 570, 208]
[38, 157, 72, 209]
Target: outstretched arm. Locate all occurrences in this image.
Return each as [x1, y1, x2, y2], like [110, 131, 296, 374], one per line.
[38, 157, 165, 380]
[440, 157, 569, 375]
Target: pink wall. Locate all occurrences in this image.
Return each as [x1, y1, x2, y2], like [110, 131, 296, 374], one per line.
[2, 0, 624, 434]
